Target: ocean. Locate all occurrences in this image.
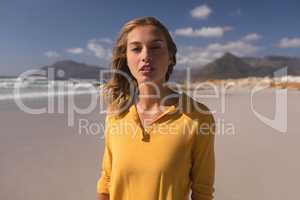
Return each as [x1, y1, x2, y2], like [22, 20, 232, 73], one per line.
[0, 78, 101, 101]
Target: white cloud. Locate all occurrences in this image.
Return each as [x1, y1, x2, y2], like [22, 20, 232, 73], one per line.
[177, 40, 260, 68]
[98, 37, 113, 44]
[242, 33, 262, 41]
[278, 37, 300, 48]
[87, 39, 112, 59]
[190, 4, 212, 19]
[175, 26, 232, 38]
[44, 51, 60, 58]
[67, 48, 84, 55]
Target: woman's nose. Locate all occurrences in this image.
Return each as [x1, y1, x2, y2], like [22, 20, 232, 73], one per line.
[141, 48, 152, 62]
[142, 57, 152, 62]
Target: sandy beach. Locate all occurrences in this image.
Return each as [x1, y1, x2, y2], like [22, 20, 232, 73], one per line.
[0, 89, 299, 200]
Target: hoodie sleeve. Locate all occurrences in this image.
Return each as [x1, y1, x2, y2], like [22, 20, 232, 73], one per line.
[190, 112, 216, 200]
[96, 116, 112, 194]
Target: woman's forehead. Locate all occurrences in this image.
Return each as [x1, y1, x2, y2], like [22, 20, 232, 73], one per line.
[127, 25, 166, 44]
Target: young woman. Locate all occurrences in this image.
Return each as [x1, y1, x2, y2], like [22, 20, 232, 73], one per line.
[97, 16, 215, 200]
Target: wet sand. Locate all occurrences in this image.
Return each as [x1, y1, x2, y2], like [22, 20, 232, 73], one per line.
[0, 89, 299, 200]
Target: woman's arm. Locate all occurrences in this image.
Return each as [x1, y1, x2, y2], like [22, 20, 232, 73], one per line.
[96, 116, 112, 198]
[190, 112, 216, 200]
[96, 193, 109, 200]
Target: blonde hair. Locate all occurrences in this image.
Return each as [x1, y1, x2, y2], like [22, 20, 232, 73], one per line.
[103, 16, 177, 115]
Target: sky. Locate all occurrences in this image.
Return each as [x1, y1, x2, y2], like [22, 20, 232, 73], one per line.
[1, 0, 299, 75]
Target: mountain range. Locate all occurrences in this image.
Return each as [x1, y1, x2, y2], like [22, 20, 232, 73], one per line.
[171, 52, 300, 82]
[16, 53, 300, 82]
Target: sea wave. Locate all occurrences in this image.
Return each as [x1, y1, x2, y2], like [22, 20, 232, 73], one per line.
[0, 78, 99, 89]
[0, 89, 100, 101]
[0, 79, 101, 101]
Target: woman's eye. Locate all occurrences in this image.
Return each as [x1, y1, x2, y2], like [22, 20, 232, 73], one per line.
[151, 46, 161, 49]
[130, 46, 161, 52]
[131, 48, 141, 52]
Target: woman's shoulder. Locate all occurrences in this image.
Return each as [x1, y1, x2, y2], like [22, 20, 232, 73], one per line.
[104, 101, 133, 123]
[179, 92, 213, 117]
[179, 92, 216, 137]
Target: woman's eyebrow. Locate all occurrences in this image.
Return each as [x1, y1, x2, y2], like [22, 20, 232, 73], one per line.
[150, 39, 163, 43]
[128, 39, 164, 45]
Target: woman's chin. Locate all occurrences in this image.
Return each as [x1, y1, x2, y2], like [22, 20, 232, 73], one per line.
[135, 71, 166, 85]
[138, 72, 155, 80]
[138, 78, 165, 86]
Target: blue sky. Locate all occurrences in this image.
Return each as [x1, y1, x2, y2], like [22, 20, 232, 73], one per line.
[1, 0, 299, 75]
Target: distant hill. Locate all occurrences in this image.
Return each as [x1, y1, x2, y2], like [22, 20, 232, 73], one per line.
[193, 52, 253, 80]
[171, 52, 300, 82]
[0, 75, 17, 79]
[242, 55, 300, 76]
[40, 60, 107, 81]
[170, 53, 254, 82]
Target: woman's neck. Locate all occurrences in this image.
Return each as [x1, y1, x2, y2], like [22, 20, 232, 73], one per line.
[136, 82, 172, 110]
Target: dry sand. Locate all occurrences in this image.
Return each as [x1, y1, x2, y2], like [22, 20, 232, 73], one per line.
[0, 89, 299, 200]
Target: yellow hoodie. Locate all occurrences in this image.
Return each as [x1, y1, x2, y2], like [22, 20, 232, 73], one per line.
[97, 93, 215, 200]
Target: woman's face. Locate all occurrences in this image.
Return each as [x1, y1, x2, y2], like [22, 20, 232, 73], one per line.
[126, 25, 171, 85]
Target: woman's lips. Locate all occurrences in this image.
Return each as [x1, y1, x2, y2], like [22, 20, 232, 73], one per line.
[139, 65, 154, 74]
